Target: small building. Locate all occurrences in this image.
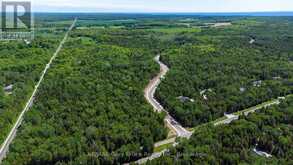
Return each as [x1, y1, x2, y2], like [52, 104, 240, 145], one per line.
[249, 38, 255, 44]
[4, 84, 13, 92]
[272, 76, 281, 80]
[200, 89, 212, 100]
[200, 90, 206, 96]
[177, 96, 194, 103]
[253, 80, 262, 87]
[240, 87, 246, 93]
[4, 84, 13, 95]
[202, 94, 208, 100]
[24, 39, 31, 45]
[253, 148, 272, 158]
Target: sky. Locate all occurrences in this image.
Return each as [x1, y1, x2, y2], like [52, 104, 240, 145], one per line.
[33, 0, 293, 13]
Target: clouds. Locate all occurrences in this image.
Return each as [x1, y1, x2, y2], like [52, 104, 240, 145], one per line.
[33, 0, 293, 12]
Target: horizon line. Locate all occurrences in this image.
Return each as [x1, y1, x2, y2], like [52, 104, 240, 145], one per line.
[32, 11, 293, 14]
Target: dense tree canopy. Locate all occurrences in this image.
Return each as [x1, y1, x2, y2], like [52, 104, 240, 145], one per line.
[3, 27, 167, 164]
[1, 15, 293, 165]
[0, 29, 66, 144]
[156, 18, 293, 127]
[149, 96, 293, 164]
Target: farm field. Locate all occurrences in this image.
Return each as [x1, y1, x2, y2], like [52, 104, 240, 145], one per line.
[0, 14, 292, 164]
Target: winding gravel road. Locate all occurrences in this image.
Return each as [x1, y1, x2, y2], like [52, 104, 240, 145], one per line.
[131, 55, 289, 165]
[144, 55, 192, 139]
[126, 55, 193, 165]
[0, 18, 77, 162]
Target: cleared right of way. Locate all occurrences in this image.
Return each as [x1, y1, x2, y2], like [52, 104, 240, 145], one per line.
[144, 55, 192, 139]
[131, 54, 289, 164]
[0, 18, 77, 162]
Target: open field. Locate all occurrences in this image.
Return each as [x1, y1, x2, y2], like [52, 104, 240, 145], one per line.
[0, 14, 292, 164]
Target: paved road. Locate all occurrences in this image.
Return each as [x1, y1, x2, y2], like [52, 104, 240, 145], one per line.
[133, 97, 285, 164]
[214, 114, 239, 126]
[243, 100, 280, 116]
[214, 99, 281, 126]
[132, 149, 168, 165]
[144, 55, 192, 139]
[125, 55, 193, 165]
[0, 18, 77, 162]
[165, 115, 192, 138]
[144, 55, 168, 113]
[154, 137, 176, 148]
[129, 142, 178, 165]
[132, 55, 290, 164]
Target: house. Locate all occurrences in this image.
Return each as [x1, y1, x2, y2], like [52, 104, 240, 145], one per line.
[253, 80, 262, 87]
[4, 84, 13, 92]
[253, 148, 272, 158]
[272, 76, 281, 80]
[200, 89, 212, 100]
[177, 96, 194, 103]
[4, 84, 13, 95]
[24, 39, 31, 45]
[249, 38, 255, 44]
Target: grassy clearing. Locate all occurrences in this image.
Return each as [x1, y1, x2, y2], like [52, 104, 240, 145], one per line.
[167, 129, 177, 139]
[153, 143, 173, 153]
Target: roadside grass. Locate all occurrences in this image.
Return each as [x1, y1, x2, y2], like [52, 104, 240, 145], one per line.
[167, 129, 177, 139]
[153, 143, 173, 153]
[234, 100, 278, 116]
[189, 94, 293, 132]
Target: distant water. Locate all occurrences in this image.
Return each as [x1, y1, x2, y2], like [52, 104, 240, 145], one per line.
[149, 12, 293, 16]
[35, 12, 293, 17]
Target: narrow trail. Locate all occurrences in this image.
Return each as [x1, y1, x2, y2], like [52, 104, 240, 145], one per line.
[0, 18, 77, 162]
